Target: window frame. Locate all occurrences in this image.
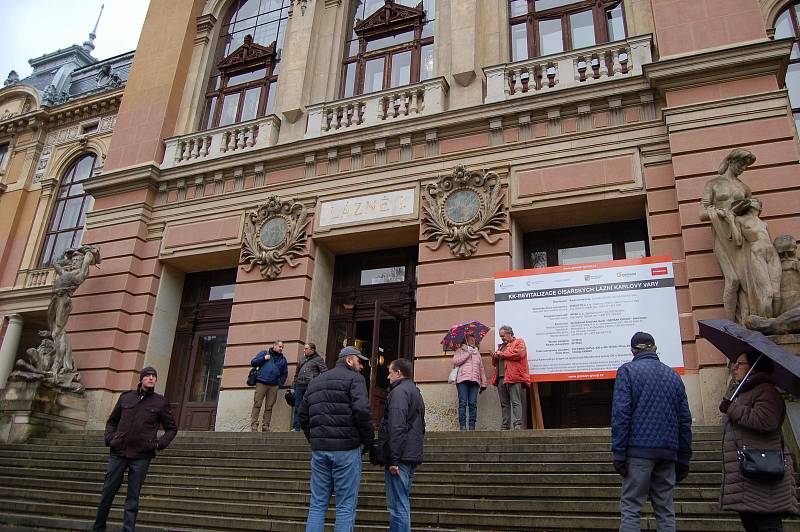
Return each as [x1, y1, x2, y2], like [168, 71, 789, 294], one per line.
[508, 0, 627, 62]
[0, 143, 8, 171]
[39, 153, 97, 268]
[776, 2, 800, 133]
[340, 1, 435, 98]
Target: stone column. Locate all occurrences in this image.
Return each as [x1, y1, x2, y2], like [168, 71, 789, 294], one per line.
[0, 314, 23, 389]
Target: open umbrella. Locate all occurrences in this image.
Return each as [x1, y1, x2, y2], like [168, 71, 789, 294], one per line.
[698, 319, 800, 397]
[441, 321, 490, 352]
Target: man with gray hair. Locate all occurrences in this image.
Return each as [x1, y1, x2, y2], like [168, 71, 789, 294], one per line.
[612, 332, 692, 532]
[491, 325, 529, 430]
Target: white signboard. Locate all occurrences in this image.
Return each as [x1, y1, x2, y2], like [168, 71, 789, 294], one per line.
[494, 256, 683, 382]
[319, 189, 415, 227]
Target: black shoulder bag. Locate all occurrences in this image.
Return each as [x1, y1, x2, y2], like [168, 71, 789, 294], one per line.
[247, 352, 266, 387]
[731, 425, 786, 481]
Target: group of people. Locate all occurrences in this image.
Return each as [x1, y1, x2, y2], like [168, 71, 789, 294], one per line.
[90, 329, 799, 532]
[450, 324, 530, 431]
[612, 331, 798, 532]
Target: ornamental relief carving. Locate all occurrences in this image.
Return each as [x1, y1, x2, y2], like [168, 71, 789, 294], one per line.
[421, 165, 506, 258]
[241, 196, 310, 280]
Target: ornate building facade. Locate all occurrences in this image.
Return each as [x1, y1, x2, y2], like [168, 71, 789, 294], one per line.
[2, 0, 800, 431]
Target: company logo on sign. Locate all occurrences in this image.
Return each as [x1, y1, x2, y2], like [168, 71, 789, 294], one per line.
[651, 267, 669, 276]
[498, 281, 514, 290]
[584, 274, 601, 281]
[617, 271, 637, 278]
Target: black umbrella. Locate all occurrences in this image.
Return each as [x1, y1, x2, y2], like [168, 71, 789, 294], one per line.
[698, 319, 800, 397]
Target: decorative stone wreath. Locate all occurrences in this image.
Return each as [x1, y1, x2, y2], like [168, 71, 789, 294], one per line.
[241, 196, 310, 280]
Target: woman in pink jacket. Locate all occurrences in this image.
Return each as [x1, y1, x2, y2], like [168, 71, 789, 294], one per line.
[452, 333, 487, 431]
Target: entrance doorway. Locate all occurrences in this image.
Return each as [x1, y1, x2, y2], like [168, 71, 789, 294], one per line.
[524, 220, 649, 428]
[165, 269, 236, 430]
[327, 248, 417, 424]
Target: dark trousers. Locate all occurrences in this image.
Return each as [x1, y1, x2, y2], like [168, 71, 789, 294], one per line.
[293, 384, 307, 430]
[739, 512, 784, 532]
[93, 454, 151, 532]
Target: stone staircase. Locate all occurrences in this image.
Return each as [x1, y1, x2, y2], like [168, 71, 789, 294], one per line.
[0, 426, 797, 531]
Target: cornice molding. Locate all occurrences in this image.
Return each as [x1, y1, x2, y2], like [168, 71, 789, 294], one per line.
[84, 163, 161, 197]
[644, 38, 793, 91]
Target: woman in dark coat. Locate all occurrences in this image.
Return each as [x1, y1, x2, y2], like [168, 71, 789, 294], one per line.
[719, 352, 799, 530]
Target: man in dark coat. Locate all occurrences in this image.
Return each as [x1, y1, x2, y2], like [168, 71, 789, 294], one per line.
[250, 340, 288, 432]
[378, 358, 425, 532]
[291, 342, 327, 431]
[298, 346, 373, 531]
[93, 366, 177, 532]
[611, 332, 692, 532]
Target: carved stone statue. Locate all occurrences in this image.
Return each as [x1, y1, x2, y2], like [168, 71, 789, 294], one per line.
[747, 235, 800, 334]
[700, 148, 780, 324]
[11, 246, 101, 393]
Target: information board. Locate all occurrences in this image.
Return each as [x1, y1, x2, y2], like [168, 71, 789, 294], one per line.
[494, 256, 683, 382]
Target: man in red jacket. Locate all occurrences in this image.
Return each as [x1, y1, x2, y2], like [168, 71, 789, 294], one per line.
[93, 367, 177, 532]
[492, 325, 529, 430]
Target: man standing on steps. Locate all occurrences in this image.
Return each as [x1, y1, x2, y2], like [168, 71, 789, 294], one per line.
[250, 340, 288, 432]
[378, 358, 425, 532]
[93, 367, 177, 532]
[298, 346, 373, 532]
[611, 332, 693, 532]
[291, 342, 327, 432]
[492, 325, 529, 430]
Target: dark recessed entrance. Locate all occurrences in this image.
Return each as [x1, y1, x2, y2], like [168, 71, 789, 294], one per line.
[524, 220, 649, 428]
[165, 269, 236, 431]
[327, 248, 417, 424]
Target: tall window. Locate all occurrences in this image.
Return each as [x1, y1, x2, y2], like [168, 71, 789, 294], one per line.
[341, 0, 436, 98]
[0, 143, 7, 169]
[202, 0, 290, 129]
[40, 154, 96, 267]
[775, 2, 800, 134]
[509, 0, 626, 62]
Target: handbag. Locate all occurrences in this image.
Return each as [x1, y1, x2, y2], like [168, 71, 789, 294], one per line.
[731, 426, 786, 481]
[246, 367, 259, 387]
[448, 366, 459, 384]
[285, 388, 296, 407]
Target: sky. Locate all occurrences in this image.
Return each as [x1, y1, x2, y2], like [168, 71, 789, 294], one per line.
[0, 0, 151, 81]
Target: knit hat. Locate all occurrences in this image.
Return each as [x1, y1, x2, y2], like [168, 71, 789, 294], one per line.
[139, 366, 158, 380]
[630, 332, 655, 349]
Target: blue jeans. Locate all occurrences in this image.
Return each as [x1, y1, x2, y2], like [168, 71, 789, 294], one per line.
[93, 455, 151, 532]
[306, 448, 362, 532]
[292, 384, 307, 430]
[619, 457, 676, 532]
[456, 381, 479, 429]
[385, 462, 416, 532]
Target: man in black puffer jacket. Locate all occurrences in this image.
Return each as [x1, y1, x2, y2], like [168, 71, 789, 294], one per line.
[93, 367, 177, 532]
[298, 346, 373, 531]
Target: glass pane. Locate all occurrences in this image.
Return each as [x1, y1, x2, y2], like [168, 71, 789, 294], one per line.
[794, 112, 800, 136]
[204, 97, 218, 129]
[364, 57, 385, 94]
[241, 87, 261, 121]
[570, 10, 595, 49]
[624, 241, 647, 259]
[343, 62, 357, 97]
[364, 0, 384, 18]
[60, 197, 83, 229]
[73, 156, 95, 182]
[787, 63, 800, 109]
[233, 0, 260, 21]
[51, 232, 74, 264]
[189, 335, 227, 402]
[535, 0, 581, 9]
[510, 0, 527, 17]
[422, 19, 435, 39]
[511, 23, 528, 61]
[226, 30, 249, 54]
[51, 201, 65, 228]
[606, 3, 626, 42]
[68, 183, 85, 197]
[539, 18, 564, 56]
[254, 20, 279, 46]
[557, 243, 613, 265]
[391, 50, 412, 87]
[530, 251, 547, 269]
[209, 284, 236, 300]
[774, 10, 795, 39]
[360, 267, 406, 285]
[227, 68, 266, 87]
[40, 234, 55, 266]
[348, 38, 360, 56]
[265, 83, 276, 115]
[423, 0, 435, 19]
[420, 44, 434, 81]
[0, 144, 7, 167]
[219, 93, 240, 126]
[232, 16, 257, 34]
[78, 196, 94, 228]
[366, 31, 414, 52]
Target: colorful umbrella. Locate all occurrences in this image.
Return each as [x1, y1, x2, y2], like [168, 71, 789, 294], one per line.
[441, 321, 490, 352]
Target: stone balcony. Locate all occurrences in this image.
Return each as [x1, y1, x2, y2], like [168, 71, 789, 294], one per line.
[484, 34, 653, 103]
[304, 77, 449, 138]
[161, 115, 281, 170]
[15, 267, 55, 290]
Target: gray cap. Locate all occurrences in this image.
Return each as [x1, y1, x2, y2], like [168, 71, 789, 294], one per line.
[338, 345, 369, 363]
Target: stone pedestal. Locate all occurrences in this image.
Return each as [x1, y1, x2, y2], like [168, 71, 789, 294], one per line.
[0, 380, 88, 443]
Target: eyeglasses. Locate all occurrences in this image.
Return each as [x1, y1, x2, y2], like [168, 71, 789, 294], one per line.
[732, 362, 751, 369]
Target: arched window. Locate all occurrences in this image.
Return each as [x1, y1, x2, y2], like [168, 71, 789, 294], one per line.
[508, 0, 626, 62]
[39, 154, 96, 267]
[775, 2, 800, 134]
[202, 0, 291, 130]
[341, 0, 436, 98]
